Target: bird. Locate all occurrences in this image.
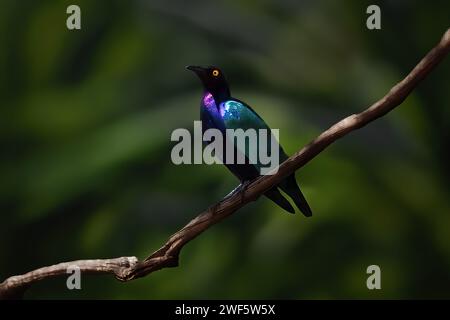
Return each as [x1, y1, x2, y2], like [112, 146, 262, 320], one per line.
[186, 65, 312, 216]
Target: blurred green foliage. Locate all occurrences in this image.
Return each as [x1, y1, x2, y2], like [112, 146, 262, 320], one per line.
[0, 0, 449, 299]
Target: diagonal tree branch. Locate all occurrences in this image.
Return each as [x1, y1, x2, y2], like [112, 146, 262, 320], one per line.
[1, 28, 449, 300]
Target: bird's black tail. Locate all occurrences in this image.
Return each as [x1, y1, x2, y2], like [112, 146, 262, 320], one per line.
[264, 187, 295, 214]
[278, 174, 312, 217]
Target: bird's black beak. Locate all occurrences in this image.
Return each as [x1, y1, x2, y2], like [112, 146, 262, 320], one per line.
[186, 65, 205, 76]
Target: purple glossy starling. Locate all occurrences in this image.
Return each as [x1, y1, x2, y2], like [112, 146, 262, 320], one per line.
[187, 65, 312, 216]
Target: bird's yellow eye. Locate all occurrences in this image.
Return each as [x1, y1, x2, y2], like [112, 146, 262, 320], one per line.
[212, 69, 219, 77]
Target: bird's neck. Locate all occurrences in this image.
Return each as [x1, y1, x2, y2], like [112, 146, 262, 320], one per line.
[202, 92, 216, 109]
[208, 86, 230, 105]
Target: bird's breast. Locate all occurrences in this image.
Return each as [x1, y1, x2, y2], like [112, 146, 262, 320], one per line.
[200, 92, 223, 132]
[202, 92, 216, 110]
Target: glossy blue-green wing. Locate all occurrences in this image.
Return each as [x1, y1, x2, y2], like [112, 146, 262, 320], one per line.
[220, 100, 269, 130]
[219, 100, 288, 171]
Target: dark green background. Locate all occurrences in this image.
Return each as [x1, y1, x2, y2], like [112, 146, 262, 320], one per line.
[1, 0, 449, 299]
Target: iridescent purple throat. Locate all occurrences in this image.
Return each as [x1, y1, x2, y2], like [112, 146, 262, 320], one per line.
[202, 92, 216, 109]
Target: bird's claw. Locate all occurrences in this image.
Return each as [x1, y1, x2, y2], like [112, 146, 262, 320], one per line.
[238, 180, 252, 204]
[224, 180, 252, 204]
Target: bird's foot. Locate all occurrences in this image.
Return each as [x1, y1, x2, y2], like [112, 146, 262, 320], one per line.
[225, 184, 242, 198]
[238, 180, 252, 204]
[224, 180, 252, 204]
[214, 182, 250, 215]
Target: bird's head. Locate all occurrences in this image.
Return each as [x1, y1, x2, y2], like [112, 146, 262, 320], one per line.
[186, 65, 230, 101]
